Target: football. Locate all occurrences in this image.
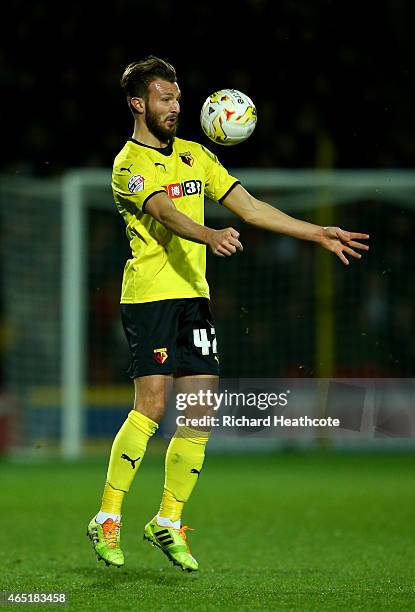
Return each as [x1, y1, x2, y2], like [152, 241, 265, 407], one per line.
[200, 89, 257, 146]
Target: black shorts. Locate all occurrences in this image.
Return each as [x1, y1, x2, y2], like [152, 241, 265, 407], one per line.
[121, 297, 220, 378]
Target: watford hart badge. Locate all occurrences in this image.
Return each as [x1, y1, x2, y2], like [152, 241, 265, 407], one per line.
[179, 151, 194, 167]
[153, 348, 168, 364]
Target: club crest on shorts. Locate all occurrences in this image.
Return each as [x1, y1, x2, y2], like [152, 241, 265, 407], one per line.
[153, 348, 168, 364]
[128, 174, 145, 192]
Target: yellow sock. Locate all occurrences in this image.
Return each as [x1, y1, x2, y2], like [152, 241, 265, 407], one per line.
[159, 489, 184, 523]
[159, 425, 210, 522]
[102, 410, 158, 513]
[101, 482, 125, 514]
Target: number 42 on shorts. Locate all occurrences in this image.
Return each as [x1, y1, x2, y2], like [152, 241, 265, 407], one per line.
[193, 328, 217, 355]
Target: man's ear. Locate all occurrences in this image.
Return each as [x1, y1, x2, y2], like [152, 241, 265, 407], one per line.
[130, 97, 144, 114]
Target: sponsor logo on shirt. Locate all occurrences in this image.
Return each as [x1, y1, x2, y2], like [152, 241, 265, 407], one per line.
[164, 180, 202, 199]
[128, 174, 145, 193]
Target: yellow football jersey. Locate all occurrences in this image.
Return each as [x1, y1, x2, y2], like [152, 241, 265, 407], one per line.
[112, 137, 239, 303]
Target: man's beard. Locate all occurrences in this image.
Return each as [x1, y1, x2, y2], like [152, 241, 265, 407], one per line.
[145, 107, 178, 143]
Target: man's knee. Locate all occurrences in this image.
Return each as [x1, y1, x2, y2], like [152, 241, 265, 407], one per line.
[133, 396, 165, 422]
[133, 375, 172, 423]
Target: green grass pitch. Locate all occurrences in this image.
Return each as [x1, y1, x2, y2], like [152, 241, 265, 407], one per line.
[1, 450, 415, 611]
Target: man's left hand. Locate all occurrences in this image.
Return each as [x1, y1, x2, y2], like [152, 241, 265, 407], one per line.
[318, 227, 370, 265]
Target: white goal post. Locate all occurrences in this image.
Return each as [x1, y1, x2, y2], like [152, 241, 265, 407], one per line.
[60, 168, 415, 458]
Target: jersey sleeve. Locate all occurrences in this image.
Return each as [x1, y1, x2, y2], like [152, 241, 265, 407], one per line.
[112, 160, 165, 212]
[199, 145, 240, 203]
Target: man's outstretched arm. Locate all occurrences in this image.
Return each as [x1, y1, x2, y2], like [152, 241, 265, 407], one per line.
[221, 184, 369, 265]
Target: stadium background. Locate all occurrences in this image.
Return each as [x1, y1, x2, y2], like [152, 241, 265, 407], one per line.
[1, 2, 415, 610]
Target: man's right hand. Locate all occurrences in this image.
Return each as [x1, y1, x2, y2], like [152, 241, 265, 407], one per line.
[206, 227, 243, 257]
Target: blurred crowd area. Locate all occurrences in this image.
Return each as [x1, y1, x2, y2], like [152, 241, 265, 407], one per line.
[1, 0, 415, 176]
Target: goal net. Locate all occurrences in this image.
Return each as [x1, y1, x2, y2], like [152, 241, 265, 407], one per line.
[1, 169, 415, 457]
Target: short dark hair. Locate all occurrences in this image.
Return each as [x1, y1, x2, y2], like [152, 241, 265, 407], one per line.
[120, 55, 177, 103]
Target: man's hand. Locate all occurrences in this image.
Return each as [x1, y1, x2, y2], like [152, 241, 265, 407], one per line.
[318, 226, 369, 265]
[206, 227, 243, 257]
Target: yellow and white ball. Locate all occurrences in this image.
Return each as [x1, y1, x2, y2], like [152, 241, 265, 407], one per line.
[200, 89, 257, 146]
